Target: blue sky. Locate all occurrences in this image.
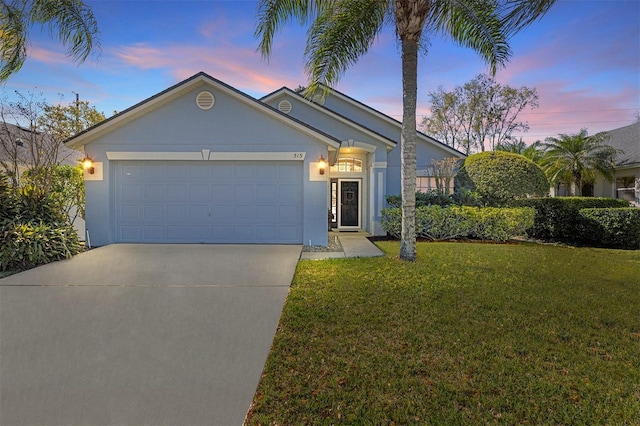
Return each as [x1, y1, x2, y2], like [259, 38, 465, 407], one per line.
[2, 0, 639, 144]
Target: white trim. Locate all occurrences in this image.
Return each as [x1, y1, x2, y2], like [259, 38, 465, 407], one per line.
[209, 152, 306, 161]
[337, 178, 361, 230]
[371, 161, 387, 169]
[106, 151, 307, 161]
[107, 151, 202, 160]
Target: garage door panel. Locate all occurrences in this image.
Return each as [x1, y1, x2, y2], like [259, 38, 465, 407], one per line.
[166, 205, 186, 221]
[143, 205, 164, 220]
[210, 184, 231, 201]
[114, 161, 303, 244]
[143, 226, 163, 240]
[121, 184, 141, 201]
[189, 165, 209, 179]
[212, 165, 233, 178]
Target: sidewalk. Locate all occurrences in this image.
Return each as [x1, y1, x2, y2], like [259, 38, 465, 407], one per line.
[300, 233, 384, 260]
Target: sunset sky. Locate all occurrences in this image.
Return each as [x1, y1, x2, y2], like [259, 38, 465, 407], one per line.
[2, 0, 639, 145]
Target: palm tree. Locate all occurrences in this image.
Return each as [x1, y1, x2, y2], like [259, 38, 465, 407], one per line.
[255, 0, 556, 261]
[0, 0, 99, 81]
[542, 129, 621, 196]
[496, 138, 545, 163]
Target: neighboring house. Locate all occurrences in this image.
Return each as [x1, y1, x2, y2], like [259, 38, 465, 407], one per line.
[0, 121, 86, 237]
[593, 122, 640, 206]
[65, 72, 463, 246]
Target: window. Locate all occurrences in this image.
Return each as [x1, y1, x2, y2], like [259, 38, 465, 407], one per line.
[330, 157, 362, 173]
[616, 176, 636, 202]
[416, 176, 454, 194]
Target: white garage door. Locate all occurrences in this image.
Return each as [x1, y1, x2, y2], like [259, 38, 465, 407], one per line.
[114, 161, 303, 244]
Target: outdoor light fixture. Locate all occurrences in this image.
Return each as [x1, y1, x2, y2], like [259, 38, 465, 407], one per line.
[81, 157, 95, 175]
[318, 155, 327, 175]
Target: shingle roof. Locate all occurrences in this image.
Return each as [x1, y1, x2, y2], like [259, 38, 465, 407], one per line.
[0, 122, 78, 166]
[605, 122, 640, 167]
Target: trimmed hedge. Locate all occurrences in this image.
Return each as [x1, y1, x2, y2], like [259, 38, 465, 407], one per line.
[578, 208, 640, 250]
[381, 206, 535, 242]
[456, 151, 549, 206]
[512, 197, 629, 241]
[386, 191, 455, 208]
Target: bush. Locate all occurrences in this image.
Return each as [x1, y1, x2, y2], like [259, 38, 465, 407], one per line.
[0, 176, 82, 272]
[0, 221, 82, 271]
[381, 206, 535, 242]
[578, 208, 640, 250]
[512, 197, 629, 241]
[456, 151, 549, 206]
[386, 190, 455, 208]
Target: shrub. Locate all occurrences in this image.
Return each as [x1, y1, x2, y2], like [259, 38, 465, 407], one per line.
[386, 190, 455, 208]
[456, 151, 549, 206]
[0, 221, 82, 271]
[0, 177, 82, 272]
[578, 208, 640, 250]
[419, 206, 470, 240]
[512, 197, 629, 241]
[381, 206, 535, 242]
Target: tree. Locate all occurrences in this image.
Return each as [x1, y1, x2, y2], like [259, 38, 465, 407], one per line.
[423, 74, 538, 154]
[0, 90, 105, 192]
[496, 138, 545, 164]
[0, 0, 99, 81]
[255, 0, 556, 261]
[456, 151, 549, 206]
[541, 129, 620, 196]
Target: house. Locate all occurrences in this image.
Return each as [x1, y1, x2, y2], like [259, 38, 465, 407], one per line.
[65, 72, 463, 246]
[593, 121, 640, 206]
[0, 121, 86, 237]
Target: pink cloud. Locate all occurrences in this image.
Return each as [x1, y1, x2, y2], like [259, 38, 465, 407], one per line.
[29, 45, 73, 65]
[110, 42, 305, 95]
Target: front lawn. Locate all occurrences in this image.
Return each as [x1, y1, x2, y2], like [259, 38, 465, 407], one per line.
[247, 242, 640, 425]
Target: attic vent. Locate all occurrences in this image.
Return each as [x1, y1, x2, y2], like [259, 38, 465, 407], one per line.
[278, 100, 292, 114]
[196, 91, 215, 110]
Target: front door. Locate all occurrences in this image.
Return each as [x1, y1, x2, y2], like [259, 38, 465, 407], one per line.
[339, 180, 360, 228]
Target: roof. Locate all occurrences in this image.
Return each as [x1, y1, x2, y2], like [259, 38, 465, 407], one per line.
[65, 72, 342, 150]
[605, 121, 640, 167]
[261, 87, 398, 149]
[306, 83, 466, 158]
[0, 121, 78, 166]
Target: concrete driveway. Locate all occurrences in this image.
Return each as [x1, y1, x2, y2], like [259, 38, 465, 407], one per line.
[0, 244, 301, 426]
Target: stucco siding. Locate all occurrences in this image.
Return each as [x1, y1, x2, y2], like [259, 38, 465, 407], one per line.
[82, 83, 330, 246]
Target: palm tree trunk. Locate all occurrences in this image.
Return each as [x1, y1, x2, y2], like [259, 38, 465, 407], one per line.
[399, 38, 418, 261]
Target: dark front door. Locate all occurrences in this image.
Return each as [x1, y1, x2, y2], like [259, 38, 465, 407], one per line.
[340, 180, 359, 227]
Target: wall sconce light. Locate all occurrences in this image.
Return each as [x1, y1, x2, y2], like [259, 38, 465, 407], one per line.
[81, 156, 95, 175]
[318, 155, 327, 175]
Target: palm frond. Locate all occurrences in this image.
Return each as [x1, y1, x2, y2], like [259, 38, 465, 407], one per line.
[303, 0, 387, 96]
[0, 1, 27, 80]
[500, 0, 557, 36]
[255, 0, 335, 58]
[431, 0, 511, 75]
[30, 0, 100, 62]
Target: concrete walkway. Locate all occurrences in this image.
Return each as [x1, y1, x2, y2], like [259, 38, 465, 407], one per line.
[0, 244, 301, 426]
[300, 233, 385, 260]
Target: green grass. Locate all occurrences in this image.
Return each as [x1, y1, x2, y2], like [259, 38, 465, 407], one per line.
[247, 242, 640, 425]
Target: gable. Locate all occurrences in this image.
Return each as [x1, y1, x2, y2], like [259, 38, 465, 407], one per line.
[65, 72, 340, 151]
[313, 85, 464, 158]
[261, 88, 396, 153]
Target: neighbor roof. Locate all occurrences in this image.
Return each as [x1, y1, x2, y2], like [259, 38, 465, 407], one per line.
[605, 121, 640, 167]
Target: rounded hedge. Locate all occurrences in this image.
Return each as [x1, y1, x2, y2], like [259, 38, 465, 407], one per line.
[457, 151, 549, 206]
